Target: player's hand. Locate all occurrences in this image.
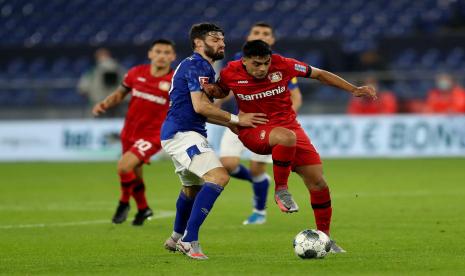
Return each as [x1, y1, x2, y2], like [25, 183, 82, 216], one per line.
[352, 86, 377, 100]
[92, 102, 107, 116]
[238, 112, 268, 128]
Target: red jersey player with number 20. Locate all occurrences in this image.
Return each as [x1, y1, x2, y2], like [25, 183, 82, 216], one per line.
[217, 40, 376, 252]
[93, 39, 176, 226]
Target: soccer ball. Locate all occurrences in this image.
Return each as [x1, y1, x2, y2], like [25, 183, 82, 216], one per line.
[293, 229, 331, 259]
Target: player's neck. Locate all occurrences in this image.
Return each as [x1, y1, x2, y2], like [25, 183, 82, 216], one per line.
[195, 51, 215, 65]
[150, 65, 170, 77]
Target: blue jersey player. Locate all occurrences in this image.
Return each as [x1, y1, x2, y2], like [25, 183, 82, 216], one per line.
[161, 23, 267, 260]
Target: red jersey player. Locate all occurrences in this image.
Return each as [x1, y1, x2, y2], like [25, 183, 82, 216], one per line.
[93, 39, 176, 225]
[217, 40, 376, 252]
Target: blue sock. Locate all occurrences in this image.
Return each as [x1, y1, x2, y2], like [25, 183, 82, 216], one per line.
[230, 164, 253, 182]
[182, 182, 224, 242]
[173, 190, 195, 235]
[252, 174, 269, 211]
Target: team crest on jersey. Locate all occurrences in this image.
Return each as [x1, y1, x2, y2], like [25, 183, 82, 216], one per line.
[199, 77, 209, 87]
[137, 77, 146, 82]
[268, 71, 282, 83]
[260, 130, 266, 140]
[158, 81, 171, 91]
[294, 64, 307, 73]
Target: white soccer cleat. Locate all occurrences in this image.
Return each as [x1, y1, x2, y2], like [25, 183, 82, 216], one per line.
[164, 236, 178, 252]
[176, 240, 208, 260]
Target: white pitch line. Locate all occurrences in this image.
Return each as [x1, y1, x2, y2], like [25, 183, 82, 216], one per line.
[0, 210, 175, 230]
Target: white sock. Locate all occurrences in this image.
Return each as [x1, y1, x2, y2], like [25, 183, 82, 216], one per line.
[253, 208, 266, 216]
[172, 231, 183, 241]
[252, 173, 269, 183]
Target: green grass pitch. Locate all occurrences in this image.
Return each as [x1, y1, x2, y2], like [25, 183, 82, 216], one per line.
[1, 159, 464, 275]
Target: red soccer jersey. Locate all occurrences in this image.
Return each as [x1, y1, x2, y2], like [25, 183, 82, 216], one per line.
[121, 64, 173, 140]
[218, 54, 311, 127]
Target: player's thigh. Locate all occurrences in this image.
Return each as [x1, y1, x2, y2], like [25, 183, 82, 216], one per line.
[128, 138, 162, 164]
[117, 151, 142, 174]
[219, 127, 244, 158]
[162, 131, 224, 184]
[269, 127, 296, 147]
[134, 165, 143, 180]
[249, 158, 270, 177]
[220, 156, 241, 173]
[238, 126, 273, 155]
[291, 127, 322, 169]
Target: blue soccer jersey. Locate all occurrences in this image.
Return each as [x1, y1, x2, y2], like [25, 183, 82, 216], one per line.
[161, 52, 216, 140]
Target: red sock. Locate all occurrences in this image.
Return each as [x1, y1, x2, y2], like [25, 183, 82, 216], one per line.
[119, 171, 137, 204]
[309, 186, 332, 236]
[272, 144, 296, 191]
[132, 179, 149, 210]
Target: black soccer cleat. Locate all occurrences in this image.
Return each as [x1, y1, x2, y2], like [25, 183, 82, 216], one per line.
[112, 201, 130, 224]
[132, 207, 153, 226]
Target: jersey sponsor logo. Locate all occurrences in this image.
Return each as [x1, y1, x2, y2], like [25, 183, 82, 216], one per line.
[158, 81, 171, 91]
[132, 89, 167, 105]
[238, 80, 249, 84]
[199, 77, 209, 87]
[137, 77, 147, 82]
[268, 71, 282, 83]
[260, 130, 266, 140]
[236, 86, 286, 101]
[294, 64, 307, 73]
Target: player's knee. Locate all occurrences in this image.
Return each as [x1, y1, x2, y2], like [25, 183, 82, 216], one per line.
[249, 162, 266, 177]
[307, 176, 327, 190]
[117, 160, 133, 175]
[220, 158, 239, 174]
[203, 167, 230, 186]
[271, 128, 296, 146]
[213, 171, 230, 186]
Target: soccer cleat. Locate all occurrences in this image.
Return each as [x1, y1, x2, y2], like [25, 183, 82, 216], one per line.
[329, 240, 346, 253]
[112, 201, 130, 224]
[132, 207, 153, 226]
[176, 240, 208, 260]
[242, 212, 266, 225]
[164, 236, 179, 252]
[274, 189, 299, 213]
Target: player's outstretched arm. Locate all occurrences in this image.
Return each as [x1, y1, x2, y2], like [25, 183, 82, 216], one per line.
[92, 86, 130, 116]
[310, 67, 377, 100]
[191, 92, 268, 127]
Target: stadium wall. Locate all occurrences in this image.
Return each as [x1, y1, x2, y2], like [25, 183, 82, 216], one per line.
[1, 115, 464, 161]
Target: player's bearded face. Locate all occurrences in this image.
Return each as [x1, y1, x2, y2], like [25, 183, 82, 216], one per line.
[203, 32, 225, 61]
[243, 56, 271, 79]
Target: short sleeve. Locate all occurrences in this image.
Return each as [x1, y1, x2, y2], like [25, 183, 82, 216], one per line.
[217, 69, 231, 92]
[121, 67, 137, 89]
[185, 64, 209, 93]
[288, 77, 299, 90]
[283, 57, 312, 78]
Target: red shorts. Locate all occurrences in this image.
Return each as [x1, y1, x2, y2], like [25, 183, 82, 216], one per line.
[121, 137, 162, 164]
[238, 125, 321, 169]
